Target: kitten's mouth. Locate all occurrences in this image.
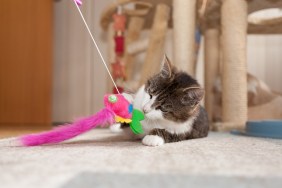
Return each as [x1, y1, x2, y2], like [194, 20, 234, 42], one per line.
[143, 112, 150, 118]
[142, 110, 150, 117]
[143, 113, 149, 118]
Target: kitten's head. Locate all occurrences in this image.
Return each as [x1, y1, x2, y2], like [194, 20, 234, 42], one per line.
[141, 55, 204, 122]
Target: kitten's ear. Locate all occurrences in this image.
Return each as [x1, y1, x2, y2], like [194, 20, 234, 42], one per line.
[181, 87, 205, 106]
[160, 54, 172, 78]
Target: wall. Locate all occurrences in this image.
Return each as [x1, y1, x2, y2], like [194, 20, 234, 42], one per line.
[53, 0, 109, 122]
[53, 0, 282, 122]
[247, 35, 282, 93]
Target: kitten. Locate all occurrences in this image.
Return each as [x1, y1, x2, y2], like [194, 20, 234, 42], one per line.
[124, 56, 209, 146]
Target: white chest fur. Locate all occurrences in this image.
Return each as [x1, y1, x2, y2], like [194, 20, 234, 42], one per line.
[141, 117, 195, 135]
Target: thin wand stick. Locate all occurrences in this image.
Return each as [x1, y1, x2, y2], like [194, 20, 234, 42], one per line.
[72, 0, 120, 94]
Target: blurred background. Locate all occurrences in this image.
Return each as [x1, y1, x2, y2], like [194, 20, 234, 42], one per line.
[0, 0, 282, 131]
[1, 1, 282, 188]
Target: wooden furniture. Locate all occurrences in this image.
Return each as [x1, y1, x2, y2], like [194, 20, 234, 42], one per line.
[200, 0, 282, 130]
[0, 0, 53, 129]
[101, 0, 171, 90]
[100, 0, 282, 131]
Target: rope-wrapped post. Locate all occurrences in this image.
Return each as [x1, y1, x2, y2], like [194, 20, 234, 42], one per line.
[139, 4, 170, 85]
[221, 0, 248, 130]
[173, 0, 196, 76]
[106, 23, 115, 93]
[124, 16, 145, 80]
[204, 28, 220, 127]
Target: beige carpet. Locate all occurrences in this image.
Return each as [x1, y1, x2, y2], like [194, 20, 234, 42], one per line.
[0, 129, 282, 188]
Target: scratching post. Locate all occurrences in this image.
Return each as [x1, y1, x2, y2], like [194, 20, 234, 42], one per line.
[139, 4, 170, 85]
[106, 23, 115, 93]
[126, 39, 149, 55]
[173, 0, 196, 76]
[204, 28, 220, 125]
[124, 16, 145, 80]
[221, 0, 248, 130]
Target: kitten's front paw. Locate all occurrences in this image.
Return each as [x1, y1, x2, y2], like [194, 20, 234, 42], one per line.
[110, 123, 123, 133]
[142, 135, 164, 147]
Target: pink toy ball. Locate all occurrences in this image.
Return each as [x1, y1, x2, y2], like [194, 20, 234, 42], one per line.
[75, 0, 82, 6]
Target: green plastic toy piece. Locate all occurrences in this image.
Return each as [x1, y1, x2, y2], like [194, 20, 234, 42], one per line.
[108, 95, 117, 103]
[129, 109, 145, 134]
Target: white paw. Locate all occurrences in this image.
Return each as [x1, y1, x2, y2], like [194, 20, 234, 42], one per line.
[142, 135, 164, 147]
[110, 123, 123, 133]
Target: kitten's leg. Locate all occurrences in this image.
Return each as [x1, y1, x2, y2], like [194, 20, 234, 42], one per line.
[142, 129, 187, 146]
[109, 123, 123, 133]
[117, 123, 143, 140]
[110, 122, 131, 133]
[142, 134, 165, 146]
[142, 129, 168, 146]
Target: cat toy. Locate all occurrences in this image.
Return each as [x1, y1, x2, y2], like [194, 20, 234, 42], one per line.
[20, 94, 144, 146]
[19, 0, 144, 146]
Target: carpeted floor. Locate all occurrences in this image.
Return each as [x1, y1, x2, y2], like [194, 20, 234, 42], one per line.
[0, 129, 282, 188]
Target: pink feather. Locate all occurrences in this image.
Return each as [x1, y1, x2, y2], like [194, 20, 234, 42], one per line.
[20, 108, 115, 146]
[75, 0, 82, 6]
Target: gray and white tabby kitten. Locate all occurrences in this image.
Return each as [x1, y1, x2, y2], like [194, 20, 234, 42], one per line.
[120, 56, 209, 146]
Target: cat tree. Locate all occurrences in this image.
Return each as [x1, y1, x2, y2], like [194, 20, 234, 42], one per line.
[200, 0, 282, 130]
[100, 0, 282, 131]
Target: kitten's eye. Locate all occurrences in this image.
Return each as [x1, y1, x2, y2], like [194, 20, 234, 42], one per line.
[149, 94, 153, 99]
[160, 104, 172, 113]
[189, 101, 197, 107]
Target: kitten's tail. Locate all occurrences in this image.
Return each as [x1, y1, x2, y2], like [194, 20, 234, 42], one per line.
[19, 108, 115, 146]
